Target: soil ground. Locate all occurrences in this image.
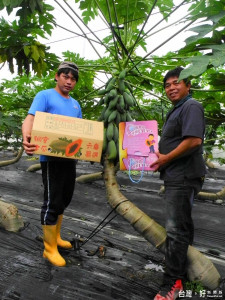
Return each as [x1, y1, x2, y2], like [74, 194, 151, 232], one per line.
[0, 151, 225, 300]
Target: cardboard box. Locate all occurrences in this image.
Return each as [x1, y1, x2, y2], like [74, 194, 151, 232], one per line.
[119, 120, 158, 171]
[31, 112, 103, 162]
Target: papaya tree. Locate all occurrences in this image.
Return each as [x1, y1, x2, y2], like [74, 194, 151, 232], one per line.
[66, 0, 221, 289]
[0, 0, 223, 289]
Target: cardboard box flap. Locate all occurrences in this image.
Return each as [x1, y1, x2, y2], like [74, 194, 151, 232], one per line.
[33, 111, 103, 139]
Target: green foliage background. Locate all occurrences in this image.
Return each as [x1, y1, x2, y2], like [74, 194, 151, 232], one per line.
[0, 0, 225, 163]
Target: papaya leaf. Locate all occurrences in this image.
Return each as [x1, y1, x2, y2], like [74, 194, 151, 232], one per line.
[208, 73, 225, 89]
[29, 0, 36, 13]
[208, 11, 225, 23]
[23, 45, 30, 56]
[179, 56, 210, 79]
[184, 25, 212, 45]
[3, 0, 10, 6]
[198, 44, 225, 67]
[30, 45, 40, 62]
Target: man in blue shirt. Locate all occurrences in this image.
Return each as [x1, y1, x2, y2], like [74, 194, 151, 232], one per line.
[151, 67, 206, 300]
[22, 61, 82, 267]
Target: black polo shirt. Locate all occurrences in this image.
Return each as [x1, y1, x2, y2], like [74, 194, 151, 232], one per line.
[159, 95, 206, 181]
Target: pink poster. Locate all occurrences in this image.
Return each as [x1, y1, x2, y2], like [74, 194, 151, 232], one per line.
[119, 121, 158, 171]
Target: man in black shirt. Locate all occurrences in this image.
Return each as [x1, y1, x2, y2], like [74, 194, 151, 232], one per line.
[151, 67, 206, 300]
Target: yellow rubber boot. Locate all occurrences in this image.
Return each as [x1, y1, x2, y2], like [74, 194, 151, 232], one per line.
[56, 215, 72, 249]
[42, 225, 66, 267]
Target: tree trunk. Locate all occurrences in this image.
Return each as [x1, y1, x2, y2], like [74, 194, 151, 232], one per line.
[26, 163, 41, 172]
[198, 187, 225, 201]
[157, 185, 225, 202]
[0, 198, 24, 232]
[103, 159, 221, 290]
[205, 159, 216, 169]
[0, 147, 23, 167]
[76, 172, 103, 183]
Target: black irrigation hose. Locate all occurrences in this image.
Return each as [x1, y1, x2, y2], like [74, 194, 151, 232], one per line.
[81, 199, 129, 247]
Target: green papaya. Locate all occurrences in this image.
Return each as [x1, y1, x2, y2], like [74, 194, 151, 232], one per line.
[106, 122, 114, 141]
[118, 95, 125, 109]
[116, 103, 125, 114]
[126, 111, 133, 121]
[106, 77, 116, 92]
[98, 98, 104, 106]
[108, 110, 117, 123]
[107, 140, 117, 160]
[113, 124, 119, 141]
[123, 91, 134, 107]
[118, 79, 125, 94]
[115, 111, 121, 125]
[118, 69, 126, 80]
[108, 88, 117, 99]
[104, 94, 110, 105]
[98, 89, 107, 96]
[102, 128, 107, 152]
[98, 106, 107, 121]
[104, 107, 113, 121]
[106, 77, 113, 87]
[108, 95, 119, 110]
[120, 112, 127, 122]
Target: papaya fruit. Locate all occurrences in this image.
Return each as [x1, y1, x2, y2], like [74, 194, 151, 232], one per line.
[108, 95, 119, 110]
[120, 112, 127, 122]
[118, 95, 125, 109]
[108, 88, 117, 99]
[116, 96, 125, 113]
[116, 103, 125, 114]
[126, 111, 133, 121]
[98, 89, 107, 96]
[123, 91, 134, 107]
[65, 139, 82, 157]
[107, 140, 117, 160]
[104, 107, 113, 121]
[106, 77, 116, 92]
[113, 124, 119, 142]
[118, 69, 126, 80]
[102, 128, 107, 152]
[98, 106, 107, 121]
[106, 77, 113, 87]
[108, 110, 117, 123]
[115, 111, 121, 125]
[106, 123, 114, 141]
[103, 94, 109, 105]
[98, 98, 104, 106]
[118, 79, 125, 94]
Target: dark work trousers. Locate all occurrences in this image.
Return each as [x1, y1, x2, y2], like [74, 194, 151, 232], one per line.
[163, 179, 203, 283]
[41, 160, 76, 225]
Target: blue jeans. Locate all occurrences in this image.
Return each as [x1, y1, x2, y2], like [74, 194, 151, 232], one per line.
[163, 179, 203, 282]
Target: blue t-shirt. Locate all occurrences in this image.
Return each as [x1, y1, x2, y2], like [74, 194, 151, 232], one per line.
[29, 88, 82, 161]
